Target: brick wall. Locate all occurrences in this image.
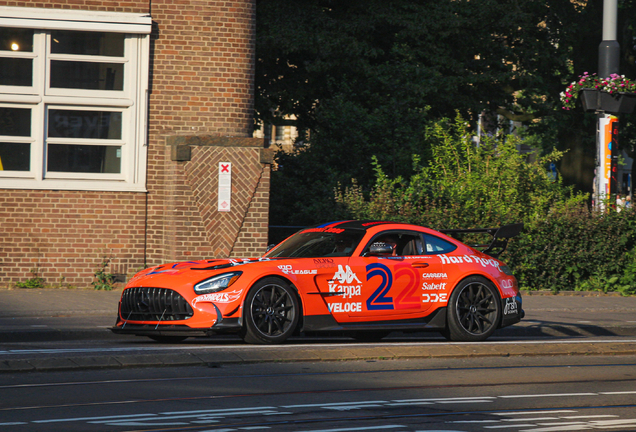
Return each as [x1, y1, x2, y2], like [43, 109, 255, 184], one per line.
[0, 0, 270, 288]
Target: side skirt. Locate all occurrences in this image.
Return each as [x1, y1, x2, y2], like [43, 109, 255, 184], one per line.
[302, 308, 447, 333]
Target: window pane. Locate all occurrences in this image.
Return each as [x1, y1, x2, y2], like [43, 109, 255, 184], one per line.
[48, 110, 122, 140]
[50, 61, 124, 90]
[0, 28, 33, 52]
[47, 144, 121, 173]
[0, 143, 30, 171]
[0, 58, 32, 86]
[51, 31, 124, 57]
[0, 108, 31, 136]
[424, 234, 457, 254]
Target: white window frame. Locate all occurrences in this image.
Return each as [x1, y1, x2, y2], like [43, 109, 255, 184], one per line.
[0, 7, 151, 192]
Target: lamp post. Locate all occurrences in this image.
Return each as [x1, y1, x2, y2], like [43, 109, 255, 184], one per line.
[595, 0, 620, 209]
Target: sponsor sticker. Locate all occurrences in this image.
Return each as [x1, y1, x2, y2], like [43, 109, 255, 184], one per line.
[500, 278, 516, 295]
[422, 293, 448, 303]
[327, 302, 362, 313]
[278, 265, 317, 275]
[422, 272, 448, 279]
[314, 258, 335, 268]
[193, 290, 242, 306]
[439, 254, 501, 270]
[422, 282, 447, 290]
[332, 265, 361, 284]
[504, 297, 518, 315]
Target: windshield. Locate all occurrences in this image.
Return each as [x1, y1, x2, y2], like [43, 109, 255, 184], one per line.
[265, 228, 365, 258]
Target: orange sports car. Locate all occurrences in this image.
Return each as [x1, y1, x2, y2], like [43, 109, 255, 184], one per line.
[111, 220, 524, 344]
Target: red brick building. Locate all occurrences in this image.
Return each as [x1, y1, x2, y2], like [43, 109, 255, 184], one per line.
[0, 1, 272, 288]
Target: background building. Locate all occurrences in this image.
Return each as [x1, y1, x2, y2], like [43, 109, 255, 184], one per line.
[0, 0, 271, 288]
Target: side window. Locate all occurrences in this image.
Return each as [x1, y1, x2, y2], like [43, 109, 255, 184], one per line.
[424, 234, 457, 254]
[365, 231, 424, 256]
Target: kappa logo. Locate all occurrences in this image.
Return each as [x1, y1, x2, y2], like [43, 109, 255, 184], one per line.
[332, 265, 361, 284]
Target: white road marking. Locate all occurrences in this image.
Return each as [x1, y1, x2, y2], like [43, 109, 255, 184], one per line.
[499, 393, 597, 399]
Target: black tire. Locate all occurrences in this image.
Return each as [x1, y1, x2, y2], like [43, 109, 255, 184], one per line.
[351, 331, 391, 342]
[148, 335, 188, 343]
[241, 277, 300, 344]
[445, 276, 501, 341]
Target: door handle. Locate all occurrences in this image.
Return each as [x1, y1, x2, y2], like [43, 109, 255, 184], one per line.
[412, 262, 430, 268]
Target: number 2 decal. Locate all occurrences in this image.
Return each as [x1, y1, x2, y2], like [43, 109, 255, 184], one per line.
[366, 263, 394, 310]
[366, 262, 423, 311]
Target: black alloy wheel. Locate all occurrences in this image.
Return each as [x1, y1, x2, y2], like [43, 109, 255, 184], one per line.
[241, 277, 300, 344]
[444, 276, 501, 341]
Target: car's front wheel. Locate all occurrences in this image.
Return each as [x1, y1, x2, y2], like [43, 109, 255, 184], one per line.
[241, 277, 300, 344]
[445, 276, 501, 341]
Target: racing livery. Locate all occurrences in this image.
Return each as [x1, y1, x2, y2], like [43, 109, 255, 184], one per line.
[111, 221, 524, 344]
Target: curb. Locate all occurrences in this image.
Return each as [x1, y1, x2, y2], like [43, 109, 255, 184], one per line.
[2, 340, 636, 374]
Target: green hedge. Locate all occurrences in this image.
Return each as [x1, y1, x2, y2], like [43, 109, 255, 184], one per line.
[336, 115, 636, 295]
[506, 207, 636, 295]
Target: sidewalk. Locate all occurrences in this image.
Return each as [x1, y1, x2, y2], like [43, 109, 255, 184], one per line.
[1, 288, 635, 373]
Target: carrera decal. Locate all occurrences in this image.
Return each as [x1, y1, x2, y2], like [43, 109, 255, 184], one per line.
[193, 290, 242, 306]
[422, 272, 448, 279]
[366, 263, 394, 310]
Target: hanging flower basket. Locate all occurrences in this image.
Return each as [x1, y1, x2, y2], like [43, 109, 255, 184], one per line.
[561, 72, 636, 114]
[579, 88, 636, 114]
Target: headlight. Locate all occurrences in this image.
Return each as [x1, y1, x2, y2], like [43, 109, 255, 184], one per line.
[499, 265, 514, 276]
[194, 271, 242, 294]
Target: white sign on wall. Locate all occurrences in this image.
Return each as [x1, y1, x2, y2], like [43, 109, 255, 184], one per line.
[218, 162, 232, 212]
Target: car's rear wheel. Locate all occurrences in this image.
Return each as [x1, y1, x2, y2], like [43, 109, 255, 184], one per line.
[445, 276, 501, 341]
[241, 277, 300, 344]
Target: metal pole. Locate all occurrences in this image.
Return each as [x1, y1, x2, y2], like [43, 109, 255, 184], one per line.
[595, 0, 620, 209]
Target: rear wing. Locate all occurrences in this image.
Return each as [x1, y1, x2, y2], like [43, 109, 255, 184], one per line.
[439, 223, 523, 258]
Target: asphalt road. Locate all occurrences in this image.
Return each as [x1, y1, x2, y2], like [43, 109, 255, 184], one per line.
[1, 356, 635, 431]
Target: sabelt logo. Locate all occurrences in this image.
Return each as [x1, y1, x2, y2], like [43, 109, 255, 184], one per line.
[422, 282, 447, 290]
[500, 278, 515, 295]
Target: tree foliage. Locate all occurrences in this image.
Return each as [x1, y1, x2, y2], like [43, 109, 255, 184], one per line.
[336, 115, 586, 230]
[257, 0, 636, 228]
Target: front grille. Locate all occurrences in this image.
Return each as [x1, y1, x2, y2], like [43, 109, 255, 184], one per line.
[120, 287, 193, 321]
